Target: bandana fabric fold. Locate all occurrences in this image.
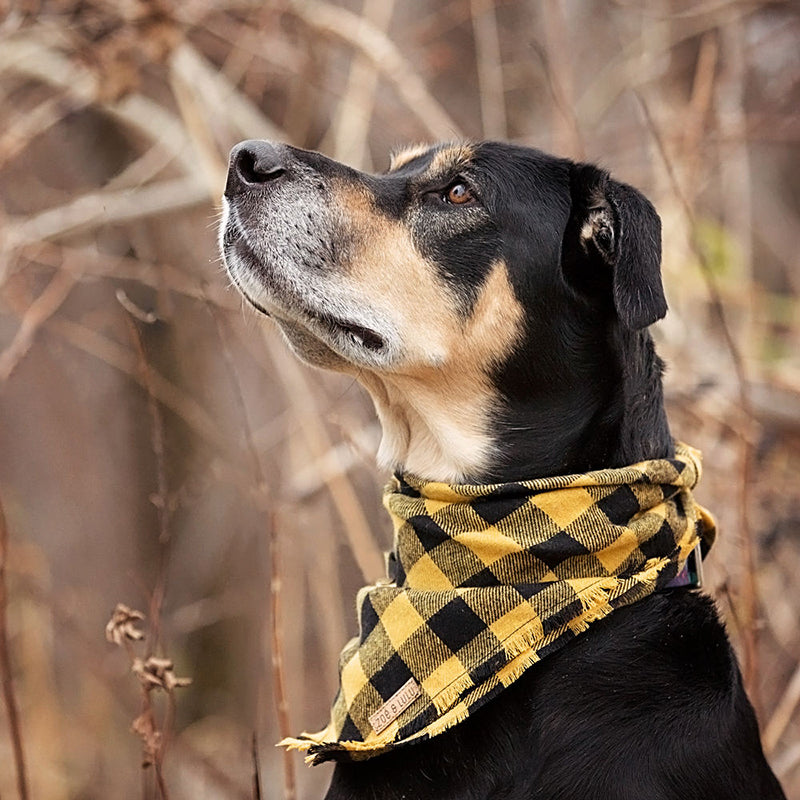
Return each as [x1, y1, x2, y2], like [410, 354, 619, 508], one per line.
[282, 443, 716, 764]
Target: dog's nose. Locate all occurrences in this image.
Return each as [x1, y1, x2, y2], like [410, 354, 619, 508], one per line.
[225, 140, 288, 196]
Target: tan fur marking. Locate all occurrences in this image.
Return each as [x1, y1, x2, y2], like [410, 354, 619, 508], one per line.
[389, 144, 433, 172]
[427, 143, 475, 180]
[353, 245, 524, 480]
[286, 177, 522, 480]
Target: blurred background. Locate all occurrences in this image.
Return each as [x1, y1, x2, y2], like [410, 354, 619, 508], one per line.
[0, 1, 798, 798]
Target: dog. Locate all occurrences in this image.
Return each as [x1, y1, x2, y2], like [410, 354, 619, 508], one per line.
[220, 139, 786, 800]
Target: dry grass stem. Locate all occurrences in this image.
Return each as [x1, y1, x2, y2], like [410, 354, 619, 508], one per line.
[539, 0, 583, 158]
[169, 65, 228, 197]
[264, 332, 384, 582]
[46, 316, 228, 451]
[288, 0, 463, 140]
[268, 513, 296, 800]
[125, 315, 172, 654]
[325, 0, 396, 168]
[0, 493, 30, 800]
[251, 731, 263, 800]
[102, 315, 190, 799]
[204, 297, 297, 800]
[170, 43, 288, 144]
[6, 177, 208, 247]
[634, 91, 761, 705]
[470, 0, 506, 140]
[0, 268, 79, 381]
[764, 663, 800, 755]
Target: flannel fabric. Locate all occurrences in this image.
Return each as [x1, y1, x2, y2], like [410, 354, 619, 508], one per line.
[282, 443, 716, 764]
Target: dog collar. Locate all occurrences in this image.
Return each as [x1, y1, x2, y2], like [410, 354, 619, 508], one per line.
[282, 442, 716, 764]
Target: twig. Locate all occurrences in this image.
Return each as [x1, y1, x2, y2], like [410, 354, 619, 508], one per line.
[774, 741, 800, 785]
[44, 316, 228, 452]
[0, 256, 228, 455]
[204, 296, 296, 800]
[124, 314, 177, 797]
[268, 512, 296, 800]
[681, 30, 719, 190]
[251, 732, 263, 800]
[763, 661, 800, 754]
[0, 267, 79, 381]
[575, 2, 752, 129]
[117, 290, 159, 324]
[124, 315, 172, 652]
[538, 0, 583, 158]
[324, 0, 396, 168]
[633, 91, 761, 707]
[169, 60, 228, 197]
[262, 332, 384, 582]
[14, 242, 236, 309]
[104, 145, 181, 193]
[470, 0, 507, 140]
[290, 422, 381, 500]
[0, 493, 30, 800]
[169, 42, 288, 144]
[0, 92, 86, 169]
[4, 177, 209, 248]
[287, 0, 462, 140]
[1, 35, 196, 173]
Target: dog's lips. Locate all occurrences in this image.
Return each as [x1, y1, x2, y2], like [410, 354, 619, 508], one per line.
[223, 220, 386, 354]
[315, 314, 385, 352]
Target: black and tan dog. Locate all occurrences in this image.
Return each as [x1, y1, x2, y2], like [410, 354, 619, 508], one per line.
[220, 140, 785, 799]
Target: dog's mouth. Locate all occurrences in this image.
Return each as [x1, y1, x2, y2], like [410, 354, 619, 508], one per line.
[314, 314, 385, 352]
[224, 233, 387, 355]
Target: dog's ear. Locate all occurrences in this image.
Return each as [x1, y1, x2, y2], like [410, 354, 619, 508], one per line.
[565, 163, 667, 329]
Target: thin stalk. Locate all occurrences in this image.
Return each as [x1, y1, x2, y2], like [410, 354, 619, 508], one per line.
[0, 493, 30, 800]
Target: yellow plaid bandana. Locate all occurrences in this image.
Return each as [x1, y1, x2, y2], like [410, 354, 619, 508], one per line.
[282, 443, 716, 764]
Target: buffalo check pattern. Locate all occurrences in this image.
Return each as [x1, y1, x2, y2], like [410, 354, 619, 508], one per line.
[282, 443, 716, 764]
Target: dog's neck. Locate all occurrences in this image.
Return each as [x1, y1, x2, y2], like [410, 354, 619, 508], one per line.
[362, 326, 673, 484]
[359, 369, 499, 483]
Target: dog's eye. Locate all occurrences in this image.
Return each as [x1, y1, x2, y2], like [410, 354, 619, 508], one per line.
[444, 182, 474, 205]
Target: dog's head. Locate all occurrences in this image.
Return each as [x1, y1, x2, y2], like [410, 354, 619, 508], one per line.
[220, 141, 667, 480]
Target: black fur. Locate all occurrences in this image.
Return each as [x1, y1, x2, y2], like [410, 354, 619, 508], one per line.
[222, 140, 785, 799]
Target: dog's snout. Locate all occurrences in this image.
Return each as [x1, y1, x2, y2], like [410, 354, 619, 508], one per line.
[226, 140, 288, 195]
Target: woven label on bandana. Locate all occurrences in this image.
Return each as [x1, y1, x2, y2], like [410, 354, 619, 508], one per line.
[369, 678, 421, 733]
[281, 443, 716, 764]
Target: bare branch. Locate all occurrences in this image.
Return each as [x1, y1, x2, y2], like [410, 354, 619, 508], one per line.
[170, 42, 288, 144]
[287, 0, 462, 140]
[203, 298, 296, 800]
[470, 0, 507, 140]
[634, 91, 761, 706]
[324, 0, 396, 169]
[4, 177, 209, 247]
[263, 331, 384, 582]
[1, 35, 195, 173]
[0, 268, 79, 381]
[764, 661, 800, 754]
[46, 317, 229, 452]
[0, 493, 30, 800]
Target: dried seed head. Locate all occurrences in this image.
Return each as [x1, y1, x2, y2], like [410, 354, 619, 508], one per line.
[132, 655, 192, 692]
[106, 603, 145, 645]
[131, 710, 161, 767]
